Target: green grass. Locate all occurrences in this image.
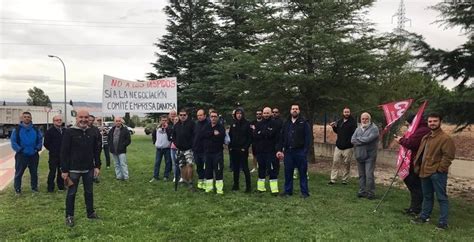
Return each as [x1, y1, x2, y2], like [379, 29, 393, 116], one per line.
[1, 135, 473, 240]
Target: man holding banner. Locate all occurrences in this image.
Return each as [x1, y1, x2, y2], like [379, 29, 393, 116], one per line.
[395, 111, 430, 216]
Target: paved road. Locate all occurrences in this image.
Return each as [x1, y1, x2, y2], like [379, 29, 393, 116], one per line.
[0, 139, 15, 191]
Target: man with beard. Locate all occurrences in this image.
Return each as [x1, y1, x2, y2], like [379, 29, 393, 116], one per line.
[229, 108, 252, 193]
[252, 107, 279, 195]
[394, 114, 431, 216]
[172, 109, 195, 190]
[61, 109, 101, 227]
[411, 113, 455, 230]
[249, 110, 263, 173]
[202, 111, 226, 194]
[44, 115, 65, 192]
[193, 109, 208, 190]
[351, 112, 379, 200]
[277, 104, 311, 198]
[328, 107, 357, 185]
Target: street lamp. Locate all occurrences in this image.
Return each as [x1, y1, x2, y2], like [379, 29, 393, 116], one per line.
[48, 55, 67, 126]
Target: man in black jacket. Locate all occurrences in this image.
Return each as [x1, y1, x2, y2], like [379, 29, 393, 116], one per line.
[88, 115, 102, 183]
[107, 117, 131, 180]
[328, 107, 357, 185]
[61, 109, 101, 227]
[203, 110, 226, 194]
[277, 104, 312, 198]
[252, 107, 279, 195]
[172, 109, 195, 189]
[193, 109, 208, 190]
[44, 115, 65, 192]
[229, 108, 252, 193]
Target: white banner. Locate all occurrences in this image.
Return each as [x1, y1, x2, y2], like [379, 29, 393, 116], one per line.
[102, 75, 177, 114]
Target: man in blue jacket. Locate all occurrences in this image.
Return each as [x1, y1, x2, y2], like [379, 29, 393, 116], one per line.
[10, 111, 43, 195]
[276, 104, 311, 198]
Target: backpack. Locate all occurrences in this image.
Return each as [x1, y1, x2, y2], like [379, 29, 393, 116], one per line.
[15, 124, 40, 147]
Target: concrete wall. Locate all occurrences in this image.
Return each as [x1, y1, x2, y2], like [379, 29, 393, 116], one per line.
[314, 142, 474, 179]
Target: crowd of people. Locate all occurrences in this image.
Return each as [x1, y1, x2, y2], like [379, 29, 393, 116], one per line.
[10, 104, 455, 230]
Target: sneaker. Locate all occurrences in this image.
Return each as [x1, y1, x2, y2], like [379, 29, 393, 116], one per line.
[341, 181, 348, 185]
[65, 216, 75, 227]
[179, 178, 184, 183]
[436, 223, 448, 230]
[366, 194, 376, 200]
[280, 193, 291, 198]
[327, 181, 335, 185]
[149, 178, 158, 183]
[300, 194, 310, 199]
[357, 192, 366, 198]
[411, 217, 430, 224]
[87, 212, 99, 219]
[163, 177, 169, 182]
[250, 168, 256, 173]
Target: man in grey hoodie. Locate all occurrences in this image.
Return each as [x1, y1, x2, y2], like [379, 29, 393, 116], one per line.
[351, 112, 379, 200]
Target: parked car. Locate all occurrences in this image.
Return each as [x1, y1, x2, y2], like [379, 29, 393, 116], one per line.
[103, 121, 134, 135]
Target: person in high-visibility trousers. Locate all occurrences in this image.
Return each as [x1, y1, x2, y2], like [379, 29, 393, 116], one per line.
[193, 109, 209, 190]
[251, 107, 280, 195]
[202, 110, 226, 194]
[277, 104, 311, 198]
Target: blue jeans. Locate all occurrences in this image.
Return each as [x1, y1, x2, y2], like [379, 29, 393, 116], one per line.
[66, 170, 94, 217]
[14, 152, 39, 192]
[283, 150, 309, 196]
[420, 172, 449, 225]
[112, 153, 129, 180]
[153, 148, 171, 179]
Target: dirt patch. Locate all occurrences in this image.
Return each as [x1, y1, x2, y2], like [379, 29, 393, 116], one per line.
[309, 159, 474, 203]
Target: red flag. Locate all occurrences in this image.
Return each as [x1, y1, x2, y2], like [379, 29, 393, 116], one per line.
[397, 101, 428, 180]
[380, 99, 413, 134]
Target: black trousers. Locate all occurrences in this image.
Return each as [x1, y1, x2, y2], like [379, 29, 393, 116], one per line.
[205, 152, 224, 180]
[230, 149, 251, 189]
[256, 152, 279, 179]
[404, 169, 423, 212]
[66, 170, 94, 217]
[47, 158, 64, 191]
[103, 144, 111, 167]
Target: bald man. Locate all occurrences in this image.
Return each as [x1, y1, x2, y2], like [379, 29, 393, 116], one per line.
[107, 116, 132, 180]
[351, 112, 379, 200]
[44, 114, 65, 192]
[61, 109, 101, 227]
[252, 107, 280, 195]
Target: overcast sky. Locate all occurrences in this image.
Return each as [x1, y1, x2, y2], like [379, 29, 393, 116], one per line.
[0, 0, 468, 103]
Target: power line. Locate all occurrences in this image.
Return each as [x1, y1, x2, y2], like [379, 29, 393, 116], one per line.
[0, 21, 161, 29]
[0, 43, 153, 47]
[0, 17, 161, 25]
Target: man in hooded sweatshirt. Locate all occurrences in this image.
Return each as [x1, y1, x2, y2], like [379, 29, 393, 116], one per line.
[229, 108, 252, 193]
[11, 111, 43, 195]
[61, 109, 101, 227]
[395, 113, 431, 216]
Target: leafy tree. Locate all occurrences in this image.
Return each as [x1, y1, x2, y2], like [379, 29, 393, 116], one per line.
[147, 0, 220, 109]
[26, 87, 51, 106]
[409, 2, 473, 130]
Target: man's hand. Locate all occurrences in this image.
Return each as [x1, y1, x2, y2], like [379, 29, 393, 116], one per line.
[276, 151, 284, 160]
[61, 172, 69, 180]
[250, 125, 255, 130]
[214, 130, 220, 136]
[94, 168, 100, 177]
[329, 122, 336, 127]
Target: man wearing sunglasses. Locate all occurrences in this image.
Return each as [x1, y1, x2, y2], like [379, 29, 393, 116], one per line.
[202, 110, 226, 194]
[172, 109, 196, 190]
